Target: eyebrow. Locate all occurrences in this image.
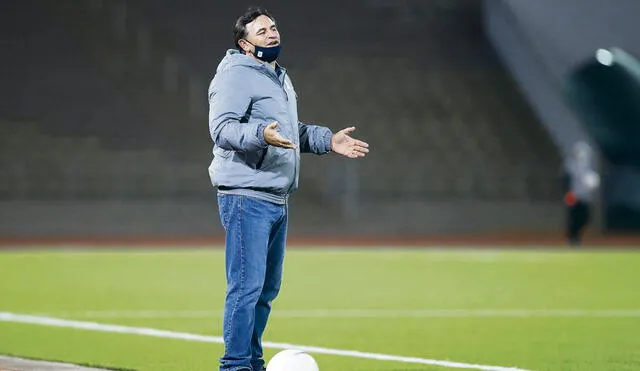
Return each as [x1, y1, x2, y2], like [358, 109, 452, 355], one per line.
[256, 24, 277, 34]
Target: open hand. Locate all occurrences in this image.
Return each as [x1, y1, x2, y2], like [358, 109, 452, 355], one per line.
[331, 127, 369, 158]
[264, 121, 296, 149]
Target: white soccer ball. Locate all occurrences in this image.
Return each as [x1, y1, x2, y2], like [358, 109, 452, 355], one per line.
[266, 349, 319, 371]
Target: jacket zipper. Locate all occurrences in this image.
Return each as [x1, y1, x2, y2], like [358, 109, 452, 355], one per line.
[264, 66, 298, 194]
[281, 71, 298, 195]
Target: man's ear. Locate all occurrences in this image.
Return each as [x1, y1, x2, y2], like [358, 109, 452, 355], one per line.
[238, 39, 253, 54]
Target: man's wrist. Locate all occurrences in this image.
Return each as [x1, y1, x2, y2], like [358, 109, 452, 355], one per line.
[324, 130, 334, 153]
[257, 122, 269, 148]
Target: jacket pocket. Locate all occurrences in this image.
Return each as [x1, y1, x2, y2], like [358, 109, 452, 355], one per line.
[259, 146, 291, 173]
[238, 147, 267, 170]
[256, 148, 268, 170]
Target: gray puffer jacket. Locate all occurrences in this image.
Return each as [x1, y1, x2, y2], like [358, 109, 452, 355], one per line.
[207, 49, 333, 204]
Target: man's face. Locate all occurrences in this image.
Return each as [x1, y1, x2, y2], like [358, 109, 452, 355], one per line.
[240, 15, 280, 53]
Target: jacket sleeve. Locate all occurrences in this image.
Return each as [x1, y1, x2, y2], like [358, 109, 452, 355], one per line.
[208, 68, 268, 153]
[298, 121, 333, 155]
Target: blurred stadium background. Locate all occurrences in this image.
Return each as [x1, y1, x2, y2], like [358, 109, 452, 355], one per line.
[1, 0, 640, 241]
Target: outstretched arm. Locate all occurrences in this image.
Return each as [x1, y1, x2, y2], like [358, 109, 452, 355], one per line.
[298, 123, 369, 158]
[298, 122, 333, 154]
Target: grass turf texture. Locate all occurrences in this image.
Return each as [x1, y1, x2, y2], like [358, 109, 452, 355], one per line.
[1, 248, 639, 371]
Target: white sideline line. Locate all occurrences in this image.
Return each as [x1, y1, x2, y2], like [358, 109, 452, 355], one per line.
[0, 355, 110, 371]
[32, 308, 640, 319]
[0, 312, 533, 371]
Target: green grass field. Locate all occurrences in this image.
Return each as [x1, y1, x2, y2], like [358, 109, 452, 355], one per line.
[1, 247, 639, 371]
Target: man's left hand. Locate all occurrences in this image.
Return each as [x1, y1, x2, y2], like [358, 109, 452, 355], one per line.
[331, 127, 369, 158]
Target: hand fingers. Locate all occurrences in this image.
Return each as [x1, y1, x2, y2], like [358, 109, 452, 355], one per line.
[343, 142, 369, 154]
[269, 131, 288, 143]
[339, 126, 356, 135]
[278, 142, 296, 149]
[274, 134, 292, 145]
[343, 145, 368, 158]
[353, 144, 369, 153]
[354, 139, 369, 148]
[274, 135, 296, 149]
[264, 123, 297, 149]
[275, 135, 295, 147]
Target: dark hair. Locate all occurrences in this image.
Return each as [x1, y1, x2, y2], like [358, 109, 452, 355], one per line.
[233, 7, 276, 49]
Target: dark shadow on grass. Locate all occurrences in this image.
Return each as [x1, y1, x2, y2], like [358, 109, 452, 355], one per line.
[0, 353, 137, 371]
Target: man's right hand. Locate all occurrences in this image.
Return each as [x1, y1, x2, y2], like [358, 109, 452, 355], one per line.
[263, 121, 296, 149]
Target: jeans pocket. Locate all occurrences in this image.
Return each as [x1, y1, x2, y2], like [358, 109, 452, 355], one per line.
[217, 194, 233, 229]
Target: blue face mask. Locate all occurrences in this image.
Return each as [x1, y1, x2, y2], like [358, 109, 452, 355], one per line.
[244, 41, 281, 63]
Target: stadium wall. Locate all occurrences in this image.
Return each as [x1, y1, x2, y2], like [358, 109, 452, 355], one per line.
[0, 199, 563, 240]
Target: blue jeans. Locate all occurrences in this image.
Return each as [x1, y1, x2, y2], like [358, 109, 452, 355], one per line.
[217, 194, 288, 371]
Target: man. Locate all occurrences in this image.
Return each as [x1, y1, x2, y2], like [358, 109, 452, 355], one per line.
[207, 7, 370, 371]
[563, 141, 600, 246]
